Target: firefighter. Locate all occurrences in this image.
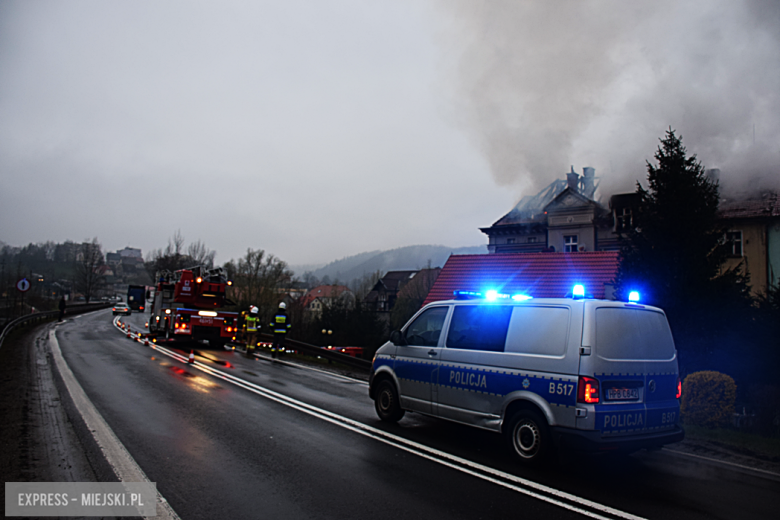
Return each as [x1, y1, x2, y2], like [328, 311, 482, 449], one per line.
[270, 302, 291, 359]
[245, 306, 260, 358]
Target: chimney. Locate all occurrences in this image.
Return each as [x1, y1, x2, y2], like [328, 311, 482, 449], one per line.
[582, 167, 596, 198]
[567, 165, 579, 191]
[705, 168, 720, 183]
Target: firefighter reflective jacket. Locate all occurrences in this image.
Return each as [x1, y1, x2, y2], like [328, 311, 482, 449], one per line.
[271, 312, 291, 334]
[246, 315, 259, 332]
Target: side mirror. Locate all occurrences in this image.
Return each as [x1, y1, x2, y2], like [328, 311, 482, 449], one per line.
[390, 330, 406, 346]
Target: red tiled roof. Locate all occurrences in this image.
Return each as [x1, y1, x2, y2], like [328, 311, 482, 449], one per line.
[301, 285, 351, 308]
[422, 252, 620, 306]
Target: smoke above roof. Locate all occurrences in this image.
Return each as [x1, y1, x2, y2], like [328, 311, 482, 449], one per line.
[433, 0, 780, 199]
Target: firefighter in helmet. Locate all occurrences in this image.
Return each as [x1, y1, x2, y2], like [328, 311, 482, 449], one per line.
[245, 306, 260, 358]
[270, 302, 291, 359]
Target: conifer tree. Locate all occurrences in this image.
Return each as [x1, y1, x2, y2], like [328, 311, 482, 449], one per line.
[616, 128, 724, 310]
[615, 128, 754, 374]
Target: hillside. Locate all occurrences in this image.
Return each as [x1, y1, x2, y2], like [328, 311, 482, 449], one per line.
[297, 244, 486, 285]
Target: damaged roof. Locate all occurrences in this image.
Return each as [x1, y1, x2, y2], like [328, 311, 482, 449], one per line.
[718, 192, 780, 219]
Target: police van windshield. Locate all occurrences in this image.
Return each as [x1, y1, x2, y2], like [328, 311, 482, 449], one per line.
[404, 307, 448, 347]
[595, 307, 676, 360]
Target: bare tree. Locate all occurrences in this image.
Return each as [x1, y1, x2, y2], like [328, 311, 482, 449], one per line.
[74, 238, 105, 303]
[144, 231, 217, 279]
[187, 240, 216, 268]
[350, 269, 383, 300]
[225, 248, 293, 319]
[390, 266, 440, 330]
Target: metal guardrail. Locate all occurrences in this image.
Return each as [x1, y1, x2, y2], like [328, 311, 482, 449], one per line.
[0, 302, 112, 350]
[0, 302, 374, 371]
[258, 333, 372, 371]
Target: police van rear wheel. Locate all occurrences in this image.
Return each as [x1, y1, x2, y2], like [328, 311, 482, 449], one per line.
[375, 381, 405, 423]
[505, 410, 550, 464]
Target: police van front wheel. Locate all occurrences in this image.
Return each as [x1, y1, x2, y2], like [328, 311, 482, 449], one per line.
[504, 410, 550, 465]
[374, 381, 405, 423]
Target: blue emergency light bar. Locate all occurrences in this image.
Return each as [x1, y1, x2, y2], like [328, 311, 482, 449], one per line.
[486, 290, 511, 301]
[572, 284, 586, 298]
[454, 290, 533, 302]
[454, 290, 482, 299]
[628, 291, 640, 302]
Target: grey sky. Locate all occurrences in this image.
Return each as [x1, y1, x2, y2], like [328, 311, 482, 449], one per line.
[1, 1, 778, 267]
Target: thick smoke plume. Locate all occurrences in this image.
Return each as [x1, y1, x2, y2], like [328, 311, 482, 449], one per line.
[434, 0, 780, 199]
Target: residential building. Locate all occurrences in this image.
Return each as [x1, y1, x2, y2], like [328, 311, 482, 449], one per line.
[718, 191, 780, 296]
[119, 247, 143, 259]
[301, 284, 354, 318]
[364, 268, 441, 322]
[363, 271, 418, 313]
[481, 167, 625, 254]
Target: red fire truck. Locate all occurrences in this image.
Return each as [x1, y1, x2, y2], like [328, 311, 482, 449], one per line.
[148, 266, 238, 348]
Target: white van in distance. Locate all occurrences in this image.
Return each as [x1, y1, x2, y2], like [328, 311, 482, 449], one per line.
[368, 287, 684, 464]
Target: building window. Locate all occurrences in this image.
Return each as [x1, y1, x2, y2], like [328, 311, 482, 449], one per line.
[506, 238, 516, 244]
[615, 207, 633, 232]
[564, 235, 578, 253]
[528, 237, 537, 243]
[725, 231, 743, 257]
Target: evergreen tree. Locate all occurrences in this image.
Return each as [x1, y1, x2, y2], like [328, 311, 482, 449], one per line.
[615, 128, 724, 308]
[615, 128, 754, 376]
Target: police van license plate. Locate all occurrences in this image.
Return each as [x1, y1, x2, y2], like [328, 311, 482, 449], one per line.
[607, 388, 639, 400]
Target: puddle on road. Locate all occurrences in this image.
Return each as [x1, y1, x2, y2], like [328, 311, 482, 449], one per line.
[169, 366, 193, 377]
[167, 366, 223, 393]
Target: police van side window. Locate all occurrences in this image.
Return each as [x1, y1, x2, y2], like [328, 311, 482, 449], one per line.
[505, 306, 570, 356]
[404, 307, 448, 347]
[446, 305, 513, 352]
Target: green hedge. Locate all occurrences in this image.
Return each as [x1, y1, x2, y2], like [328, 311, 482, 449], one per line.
[681, 371, 736, 428]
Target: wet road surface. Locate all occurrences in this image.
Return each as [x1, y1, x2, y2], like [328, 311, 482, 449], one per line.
[50, 309, 779, 519]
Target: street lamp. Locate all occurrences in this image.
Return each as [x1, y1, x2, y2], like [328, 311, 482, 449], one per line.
[321, 329, 334, 364]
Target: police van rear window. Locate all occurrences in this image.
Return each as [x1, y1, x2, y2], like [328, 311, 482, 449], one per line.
[446, 305, 513, 352]
[595, 308, 675, 360]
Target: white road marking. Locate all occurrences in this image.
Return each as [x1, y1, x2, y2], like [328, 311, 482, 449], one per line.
[50, 328, 180, 520]
[662, 448, 780, 479]
[115, 320, 643, 520]
[254, 352, 369, 385]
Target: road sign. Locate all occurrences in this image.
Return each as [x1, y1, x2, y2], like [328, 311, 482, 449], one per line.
[16, 278, 30, 292]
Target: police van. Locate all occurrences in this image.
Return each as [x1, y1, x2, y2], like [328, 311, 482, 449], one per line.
[368, 286, 684, 464]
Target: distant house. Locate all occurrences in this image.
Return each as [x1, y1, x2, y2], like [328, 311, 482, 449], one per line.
[119, 247, 143, 259]
[423, 252, 620, 306]
[364, 271, 419, 313]
[718, 192, 780, 296]
[364, 268, 441, 322]
[301, 285, 354, 318]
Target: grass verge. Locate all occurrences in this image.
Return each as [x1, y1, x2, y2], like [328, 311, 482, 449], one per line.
[683, 423, 780, 459]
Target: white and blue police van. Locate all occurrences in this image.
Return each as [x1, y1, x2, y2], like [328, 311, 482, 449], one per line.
[368, 286, 684, 464]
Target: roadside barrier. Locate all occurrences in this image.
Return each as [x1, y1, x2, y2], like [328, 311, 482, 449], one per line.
[110, 321, 372, 372]
[257, 333, 372, 371]
[0, 302, 112, 350]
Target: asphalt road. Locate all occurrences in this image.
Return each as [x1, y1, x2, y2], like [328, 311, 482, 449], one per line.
[48, 309, 778, 519]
